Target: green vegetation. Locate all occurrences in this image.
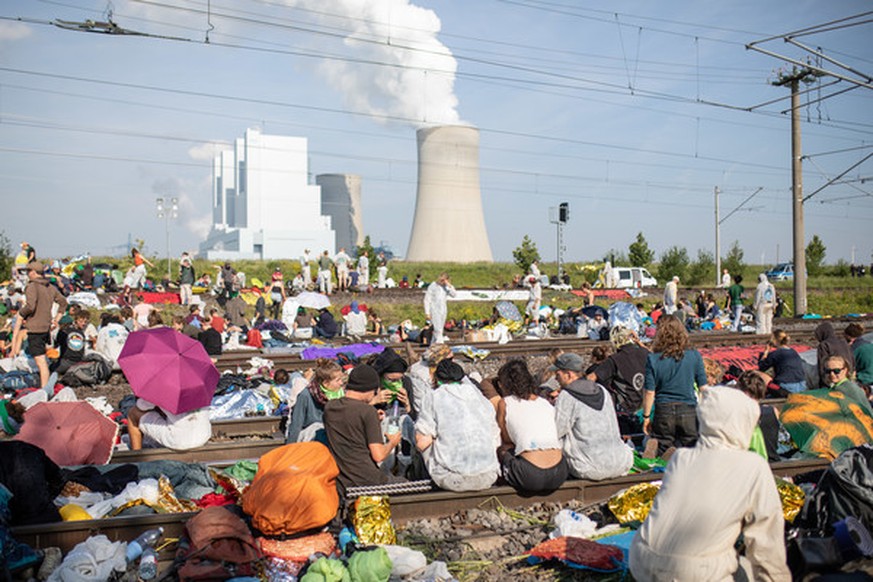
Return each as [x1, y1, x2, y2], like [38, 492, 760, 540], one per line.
[806, 234, 827, 277]
[511, 235, 541, 274]
[656, 246, 689, 282]
[722, 240, 746, 277]
[0, 232, 12, 279]
[628, 232, 654, 267]
[686, 249, 715, 286]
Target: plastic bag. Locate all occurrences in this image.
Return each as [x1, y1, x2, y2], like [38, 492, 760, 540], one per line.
[550, 509, 597, 539]
[382, 545, 426, 577]
[607, 302, 644, 335]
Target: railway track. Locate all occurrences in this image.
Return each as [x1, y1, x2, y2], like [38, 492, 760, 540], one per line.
[215, 323, 832, 373]
[12, 457, 828, 554]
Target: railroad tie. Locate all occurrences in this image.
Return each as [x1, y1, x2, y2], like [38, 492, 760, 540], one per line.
[345, 480, 434, 498]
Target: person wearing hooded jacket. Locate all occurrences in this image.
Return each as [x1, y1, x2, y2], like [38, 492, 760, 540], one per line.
[629, 386, 790, 582]
[553, 353, 633, 480]
[424, 273, 456, 344]
[814, 321, 854, 387]
[753, 273, 776, 335]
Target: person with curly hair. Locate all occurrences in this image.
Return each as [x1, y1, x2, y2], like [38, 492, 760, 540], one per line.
[285, 358, 345, 444]
[641, 315, 708, 457]
[496, 359, 568, 493]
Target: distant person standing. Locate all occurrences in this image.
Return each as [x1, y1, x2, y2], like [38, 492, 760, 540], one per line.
[317, 251, 333, 295]
[524, 275, 542, 323]
[424, 273, 456, 344]
[377, 253, 389, 288]
[720, 268, 731, 289]
[300, 249, 312, 289]
[753, 274, 776, 335]
[179, 253, 196, 306]
[728, 275, 745, 332]
[357, 251, 370, 287]
[663, 276, 679, 315]
[18, 262, 68, 389]
[334, 247, 351, 292]
[129, 247, 154, 290]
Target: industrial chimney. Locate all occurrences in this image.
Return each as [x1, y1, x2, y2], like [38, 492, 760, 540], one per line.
[406, 125, 493, 262]
[316, 174, 363, 251]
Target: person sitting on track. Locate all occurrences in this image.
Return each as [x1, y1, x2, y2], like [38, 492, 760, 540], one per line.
[285, 358, 345, 445]
[630, 386, 790, 582]
[323, 364, 405, 492]
[496, 359, 568, 494]
[552, 353, 634, 481]
[126, 399, 211, 451]
[414, 360, 500, 492]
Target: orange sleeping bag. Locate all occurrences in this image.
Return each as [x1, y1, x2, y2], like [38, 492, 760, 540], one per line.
[241, 441, 340, 535]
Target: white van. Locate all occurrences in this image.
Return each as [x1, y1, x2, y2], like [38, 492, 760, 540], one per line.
[611, 267, 658, 289]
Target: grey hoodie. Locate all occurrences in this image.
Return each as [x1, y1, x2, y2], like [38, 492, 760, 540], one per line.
[815, 321, 855, 386]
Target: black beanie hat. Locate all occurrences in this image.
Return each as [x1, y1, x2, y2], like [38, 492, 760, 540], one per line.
[373, 348, 408, 375]
[435, 360, 465, 384]
[346, 365, 380, 392]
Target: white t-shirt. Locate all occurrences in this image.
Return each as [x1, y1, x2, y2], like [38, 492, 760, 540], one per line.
[504, 395, 560, 454]
[138, 399, 211, 450]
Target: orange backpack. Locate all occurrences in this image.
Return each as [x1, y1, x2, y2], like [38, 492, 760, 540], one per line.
[241, 442, 340, 535]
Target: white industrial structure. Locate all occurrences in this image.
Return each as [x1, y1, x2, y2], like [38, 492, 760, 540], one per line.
[199, 128, 335, 260]
[316, 174, 364, 252]
[406, 125, 493, 262]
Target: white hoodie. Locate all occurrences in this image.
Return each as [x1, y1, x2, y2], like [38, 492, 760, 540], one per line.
[630, 386, 790, 582]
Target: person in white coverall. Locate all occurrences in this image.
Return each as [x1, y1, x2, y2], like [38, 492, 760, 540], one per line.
[424, 273, 456, 344]
[629, 385, 790, 582]
[663, 276, 679, 315]
[753, 273, 776, 336]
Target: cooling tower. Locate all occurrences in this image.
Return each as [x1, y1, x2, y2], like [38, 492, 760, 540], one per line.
[406, 125, 493, 262]
[316, 174, 364, 251]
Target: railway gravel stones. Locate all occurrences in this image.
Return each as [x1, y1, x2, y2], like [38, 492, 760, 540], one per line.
[396, 499, 611, 580]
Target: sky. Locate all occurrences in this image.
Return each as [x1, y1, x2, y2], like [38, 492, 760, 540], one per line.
[1, 0, 871, 268]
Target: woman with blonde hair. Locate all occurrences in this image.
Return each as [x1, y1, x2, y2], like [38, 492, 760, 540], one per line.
[758, 329, 807, 394]
[285, 358, 345, 444]
[641, 315, 708, 457]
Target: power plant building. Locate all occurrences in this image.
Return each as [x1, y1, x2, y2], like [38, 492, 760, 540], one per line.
[406, 125, 493, 262]
[199, 128, 335, 260]
[316, 174, 364, 252]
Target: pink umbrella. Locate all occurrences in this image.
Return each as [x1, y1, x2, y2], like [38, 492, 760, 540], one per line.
[15, 401, 118, 466]
[118, 327, 219, 414]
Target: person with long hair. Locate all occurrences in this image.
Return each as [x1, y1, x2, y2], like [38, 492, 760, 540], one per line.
[641, 315, 708, 457]
[758, 330, 807, 394]
[128, 247, 154, 290]
[496, 359, 568, 493]
[285, 358, 345, 444]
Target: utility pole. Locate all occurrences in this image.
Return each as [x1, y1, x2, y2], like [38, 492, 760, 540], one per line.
[714, 186, 721, 286]
[773, 67, 815, 316]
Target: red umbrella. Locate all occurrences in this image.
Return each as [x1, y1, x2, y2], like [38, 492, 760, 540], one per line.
[118, 327, 219, 414]
[14, 401, 118, 466]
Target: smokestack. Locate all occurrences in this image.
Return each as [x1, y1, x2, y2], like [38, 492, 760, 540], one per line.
[406, 125, 492, 262]
[316, 174, 363, 251]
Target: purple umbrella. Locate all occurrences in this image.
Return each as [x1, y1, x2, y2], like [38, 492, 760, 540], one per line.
[118, 327, 219, 414]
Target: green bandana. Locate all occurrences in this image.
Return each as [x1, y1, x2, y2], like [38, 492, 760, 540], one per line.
[0, 402, 18, 436]
[320, 384, 344, 401]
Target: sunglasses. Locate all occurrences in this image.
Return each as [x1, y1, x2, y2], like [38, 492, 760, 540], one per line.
[825, 368, 845, 375]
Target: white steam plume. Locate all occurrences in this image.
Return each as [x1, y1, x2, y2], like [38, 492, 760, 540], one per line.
[283, 0, 462, 126]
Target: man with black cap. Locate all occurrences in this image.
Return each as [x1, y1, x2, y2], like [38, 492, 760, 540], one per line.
[551, 353, 634, 480]
[414, 360, 500, 491]
[18, 261, 68, 389]
[324, 364, 404, 491]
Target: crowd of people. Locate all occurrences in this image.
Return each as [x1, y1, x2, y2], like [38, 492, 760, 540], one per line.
[3, 242, 873, 579]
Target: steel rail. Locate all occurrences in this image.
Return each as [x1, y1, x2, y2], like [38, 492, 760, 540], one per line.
[12, 457, 829, 554]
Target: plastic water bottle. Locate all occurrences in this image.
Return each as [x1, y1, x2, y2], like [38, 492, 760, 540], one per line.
[387, 401, 401, 435]
[126, 527, 164, 562]
[138, 546, 158, 580]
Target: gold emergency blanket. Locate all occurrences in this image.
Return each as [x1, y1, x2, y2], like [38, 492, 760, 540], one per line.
[108, 476, 198, 516]
[352, 496, 396, 545]
[776, 478, 805, 523]
[607, 482, 661, 524]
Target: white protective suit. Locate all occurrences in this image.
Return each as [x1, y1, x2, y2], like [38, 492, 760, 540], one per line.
[753, 274, 776, 336]
[424, 281, 456, 344]
[663, 277, 678, 314]
[414, 377, 500, 491]
[629, 386, 790, 582]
